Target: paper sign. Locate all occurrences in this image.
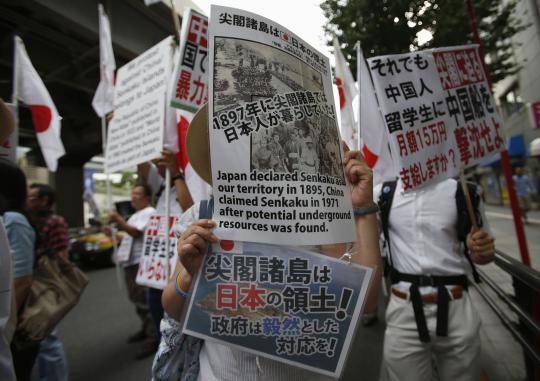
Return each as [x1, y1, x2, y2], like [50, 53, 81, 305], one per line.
[105, 36, 173, 173]
[116, 235, 133, 263]
[368, 45, 506, 191]
[136, 214, 180, 289]
[183, 243, 372, 378]
[170, 8, 209, 112]
[208, 5, 355, 246]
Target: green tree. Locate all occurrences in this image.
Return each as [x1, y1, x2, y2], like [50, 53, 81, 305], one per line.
[321, 0, 527, 84]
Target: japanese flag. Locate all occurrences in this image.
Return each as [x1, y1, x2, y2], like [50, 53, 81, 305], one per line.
[357, 44, 395, 185]
[15, 36, 65, 172]
[175, 110, 211, 204]
[333, 37, 358, 149]
[92, 4, 116, 117]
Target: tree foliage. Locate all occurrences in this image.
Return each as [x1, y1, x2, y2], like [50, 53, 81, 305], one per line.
[321, 0, 528, 84]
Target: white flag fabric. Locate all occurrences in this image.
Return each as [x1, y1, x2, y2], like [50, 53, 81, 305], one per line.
[15, 37, 65, 172]
[333, 37, 358, 149]
[357, 44, 395, 185]
[92, 4, 116, 117]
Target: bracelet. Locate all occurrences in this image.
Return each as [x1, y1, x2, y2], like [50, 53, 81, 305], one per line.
[171, 172, 185, 182]
[174, 271, 189, 299]
[353, 205, 379, 216]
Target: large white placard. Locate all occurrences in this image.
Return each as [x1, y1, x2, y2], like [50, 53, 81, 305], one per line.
[105, 36, 173, 173]
[367, 45, 505, 191]
[207, 6, 356, 246]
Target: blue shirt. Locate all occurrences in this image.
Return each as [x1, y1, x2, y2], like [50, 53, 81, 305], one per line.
[513, 174, 537, 197]
[3, 212, 35, 278]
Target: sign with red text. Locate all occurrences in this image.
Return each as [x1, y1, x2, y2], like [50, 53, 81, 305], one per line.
[136, 214, 180, 289]
[170, 8, 208, 112]
[368, 45, 505, 191]
[183, 243, 373, 378]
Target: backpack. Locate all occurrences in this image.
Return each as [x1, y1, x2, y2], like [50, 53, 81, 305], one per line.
[377, 179, 481, 284]
[152, 199, 213, 381]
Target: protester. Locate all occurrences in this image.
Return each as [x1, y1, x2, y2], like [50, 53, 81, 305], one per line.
[104, 184, 156, 359]
[375, 178, 495, 381]
[137, 150, 193, 344]
[0, 99, 16, 381]
[160, 108, 382, 380]
[0, 159, 37, 381]
[513, 166, 537, 224]
[0, 99, 15, 145]
[26, 183, 69, 381]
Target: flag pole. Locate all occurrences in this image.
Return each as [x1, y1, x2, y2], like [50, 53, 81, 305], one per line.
[168, 0, 181, 42]
[10, 36, 20, 168]
[355, 41, 362, 151]
[12, 36, 20, 109]
[97, 3, 122, 289]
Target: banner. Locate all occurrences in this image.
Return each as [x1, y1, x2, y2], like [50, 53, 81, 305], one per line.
[368, 45, 505, 191]
[136, 214, 180, 289]
[105, 36, 174, 173]
[183, 243, 372, 378]
[170, 8, 209, 112]
[208, 6, 356, 246]
[0, 103, 17, 163]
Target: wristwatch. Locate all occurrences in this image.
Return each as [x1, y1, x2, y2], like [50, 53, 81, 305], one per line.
[353, 204, 379, 216]
[171, 170, 185, 182]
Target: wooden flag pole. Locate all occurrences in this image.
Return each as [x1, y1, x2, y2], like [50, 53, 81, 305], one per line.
[459, 171, 478, 229]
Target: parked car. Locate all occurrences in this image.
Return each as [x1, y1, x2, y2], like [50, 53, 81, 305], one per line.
[69, 226, 113, 266]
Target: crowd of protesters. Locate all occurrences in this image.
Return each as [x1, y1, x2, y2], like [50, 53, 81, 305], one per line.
[1, 73, 532, 381]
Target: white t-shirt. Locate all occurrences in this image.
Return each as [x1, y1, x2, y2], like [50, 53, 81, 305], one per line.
[0, 219, 15, 381]
[120, 206, 156, 267]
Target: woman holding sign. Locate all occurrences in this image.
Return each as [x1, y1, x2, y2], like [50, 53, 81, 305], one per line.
[159, 105, 382, 380]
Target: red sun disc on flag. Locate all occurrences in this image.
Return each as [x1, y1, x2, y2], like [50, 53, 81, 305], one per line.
[30, 105, 52, 133]
[220, 240, 234, 251]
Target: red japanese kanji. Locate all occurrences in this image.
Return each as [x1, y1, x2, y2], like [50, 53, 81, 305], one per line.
[239, 284, 266, 311]
[176, 70, 191, 100]
[217, 284, 237, 310]
[188, 15, 208, 48]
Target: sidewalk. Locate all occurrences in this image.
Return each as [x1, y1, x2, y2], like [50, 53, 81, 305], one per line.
[484, 204, 540, 270]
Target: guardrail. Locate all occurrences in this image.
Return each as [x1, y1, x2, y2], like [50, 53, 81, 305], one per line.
[472, 249, 540, 379]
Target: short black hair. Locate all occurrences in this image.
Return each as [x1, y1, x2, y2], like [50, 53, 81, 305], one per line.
[0, 159, 27, 214]
[134, 183, 153, 198]
[30, 183, 56, 208]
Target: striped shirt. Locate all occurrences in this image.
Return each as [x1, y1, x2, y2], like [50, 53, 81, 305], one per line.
[37, 212, 69, 255]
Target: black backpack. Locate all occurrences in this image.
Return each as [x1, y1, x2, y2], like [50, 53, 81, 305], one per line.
[377, 179, 481, 283]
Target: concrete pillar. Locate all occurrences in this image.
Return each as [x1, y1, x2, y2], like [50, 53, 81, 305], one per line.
[51, 165, 84, 227]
